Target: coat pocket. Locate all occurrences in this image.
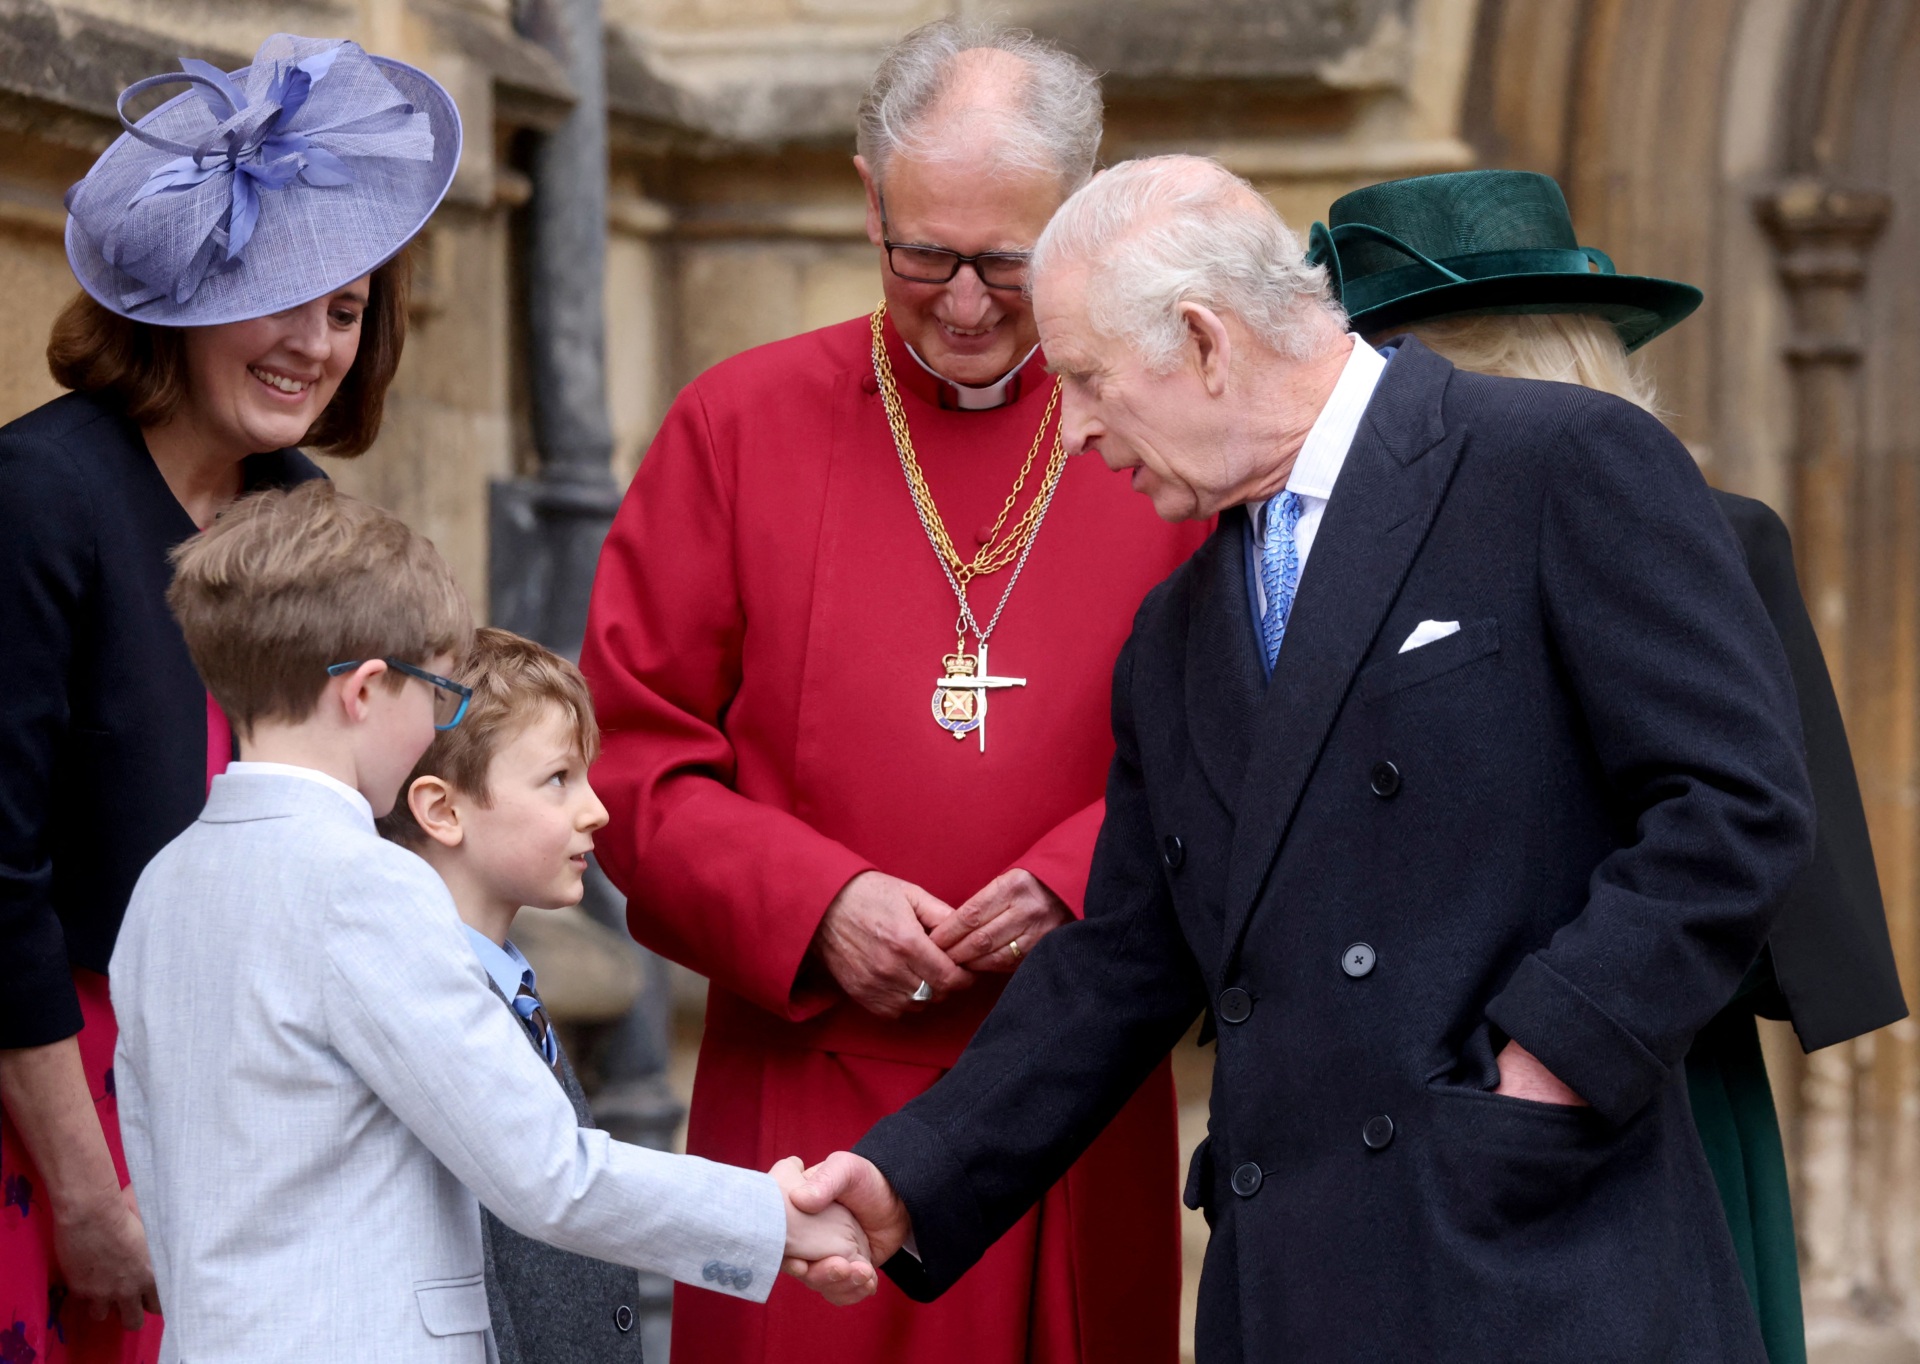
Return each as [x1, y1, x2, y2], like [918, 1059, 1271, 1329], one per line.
[1357, 617, 1500, 701]
[1425, 1081, 1617, 1233]
[415, 1273, 492, 1337]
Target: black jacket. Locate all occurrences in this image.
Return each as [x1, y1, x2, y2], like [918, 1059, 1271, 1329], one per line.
[0, 391, 321, 1047]
[1711, 489, 1905, 1048]
[858, 343, 1815, 1362]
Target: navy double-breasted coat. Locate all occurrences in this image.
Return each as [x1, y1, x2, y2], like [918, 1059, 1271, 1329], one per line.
[858, 340, 1816, 1362]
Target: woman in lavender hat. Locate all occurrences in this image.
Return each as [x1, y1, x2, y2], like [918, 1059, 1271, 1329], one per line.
[0, 34, 457, 1362]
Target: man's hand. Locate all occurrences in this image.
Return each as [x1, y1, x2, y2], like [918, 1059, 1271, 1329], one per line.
[769, 1157, 876, 1306]
[814, 871, 973, 1018]
[54, 1182, 161, 1329]
[929, 869, 1073, 974]
[1494, 1041, 1589, 1107]
[791, 1151, 913, 1267]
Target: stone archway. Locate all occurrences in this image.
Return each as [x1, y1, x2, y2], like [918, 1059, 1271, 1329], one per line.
[1469, 2, 1920, 1356]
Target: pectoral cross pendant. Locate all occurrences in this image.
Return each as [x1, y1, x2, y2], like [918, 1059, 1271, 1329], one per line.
[931, 639, 1026, 752]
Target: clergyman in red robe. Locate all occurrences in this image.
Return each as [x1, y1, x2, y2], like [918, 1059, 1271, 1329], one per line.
[581, 22, 1207, 1363]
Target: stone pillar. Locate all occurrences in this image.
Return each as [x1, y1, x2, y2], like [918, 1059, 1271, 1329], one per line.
[1755, 179, 1891, 1333]
[493, 0, 681, 1353]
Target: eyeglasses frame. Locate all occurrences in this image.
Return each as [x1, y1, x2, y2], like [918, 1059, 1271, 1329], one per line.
[878, 193, 1033, 292]
[325, 657, 472, 730]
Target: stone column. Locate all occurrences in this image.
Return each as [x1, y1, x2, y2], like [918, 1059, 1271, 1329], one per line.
[493, 1, 681, 1353]
[1755, 179, 1891, 1327]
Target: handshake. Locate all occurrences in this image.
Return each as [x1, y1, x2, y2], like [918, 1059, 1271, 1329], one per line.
[770, 1152, 911, 1306]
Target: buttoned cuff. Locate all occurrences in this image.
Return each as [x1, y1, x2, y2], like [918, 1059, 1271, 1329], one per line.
[1485, 954, 1668, 1125]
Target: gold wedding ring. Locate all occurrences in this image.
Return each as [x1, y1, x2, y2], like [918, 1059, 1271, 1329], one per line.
[910, 980, 934, 1003]
[1007, 938, 1023, 960]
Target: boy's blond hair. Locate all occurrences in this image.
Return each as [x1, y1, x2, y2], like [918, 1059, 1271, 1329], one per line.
[378, 627, 601, 851]
[168, 480, 472, 736]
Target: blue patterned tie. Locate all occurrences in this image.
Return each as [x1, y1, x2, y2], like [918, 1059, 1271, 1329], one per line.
[1259, 490, 1305, 669]
[513, 975, 561, 1071]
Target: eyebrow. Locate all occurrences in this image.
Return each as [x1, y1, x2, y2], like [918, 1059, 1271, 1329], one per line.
[335, 287, 370, 306]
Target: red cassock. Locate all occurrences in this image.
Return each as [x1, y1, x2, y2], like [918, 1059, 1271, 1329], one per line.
[580, 312, 1210, 1364]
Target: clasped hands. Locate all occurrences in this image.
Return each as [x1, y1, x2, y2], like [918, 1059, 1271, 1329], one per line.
[773, 1153, 911, 1305]
[813, 868, 1071, 1019]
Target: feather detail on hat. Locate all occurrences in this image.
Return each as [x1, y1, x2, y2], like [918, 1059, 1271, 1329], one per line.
[64, 34, 460, 326]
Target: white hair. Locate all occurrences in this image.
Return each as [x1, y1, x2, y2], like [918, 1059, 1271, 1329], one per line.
[1033, 155, 1348, 370]
[856, 20, 1102, 192]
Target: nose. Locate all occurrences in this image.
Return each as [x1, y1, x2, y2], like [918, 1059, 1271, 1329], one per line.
[1058, 386, 1101, 457]
[280, 299, 331, 359]
[580, 782, 610, 834]
[942, 267, 995, 328]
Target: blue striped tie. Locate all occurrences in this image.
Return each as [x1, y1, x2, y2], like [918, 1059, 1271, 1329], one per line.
[1259, 491, 1304, 669]
[513, 975, 561, 1071]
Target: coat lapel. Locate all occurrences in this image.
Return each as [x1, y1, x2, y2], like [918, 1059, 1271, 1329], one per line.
[1184, 507, 1266, 805]
[1218, 342, 1461, 973]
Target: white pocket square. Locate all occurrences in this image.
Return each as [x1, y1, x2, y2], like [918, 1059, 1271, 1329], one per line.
[1398, 619, 1460, 654]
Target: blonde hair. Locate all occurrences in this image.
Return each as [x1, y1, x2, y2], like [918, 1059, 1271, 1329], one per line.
[1401, 313, 1664, 419]
[168, 480, 472, 736]
[377, 627, 600, 851]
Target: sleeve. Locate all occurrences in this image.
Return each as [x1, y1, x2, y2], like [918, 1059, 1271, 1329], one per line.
[857, 634, 1207, 1298]
[1010, 799, 1105, 918]
[1720, 494, 1906, 1049]
[321, 849, 788, 1299]
[0, 436, 92, 1047]
[1483, 399, 1817, 1124]
[580, 385, 873, 1019]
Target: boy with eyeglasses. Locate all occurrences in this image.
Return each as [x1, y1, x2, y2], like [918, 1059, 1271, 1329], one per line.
[108, 482, 874, 1364]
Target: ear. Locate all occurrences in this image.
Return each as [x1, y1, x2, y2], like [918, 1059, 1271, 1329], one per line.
[407, 775, 464, 849]
[1180, 302, 1233, 397]
[854, 156, 883, 248]
[335, 659, 390, 725]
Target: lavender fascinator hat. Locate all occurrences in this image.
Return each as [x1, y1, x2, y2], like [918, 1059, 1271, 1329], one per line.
[64, 33, 461, 326]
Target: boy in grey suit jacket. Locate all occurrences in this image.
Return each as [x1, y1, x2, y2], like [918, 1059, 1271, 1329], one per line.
[378, 626, 652, 1364]
[111, 484, 875, 1364]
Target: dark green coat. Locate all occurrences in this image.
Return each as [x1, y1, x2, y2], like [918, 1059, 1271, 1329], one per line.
[1690, 490, 1908, 1364]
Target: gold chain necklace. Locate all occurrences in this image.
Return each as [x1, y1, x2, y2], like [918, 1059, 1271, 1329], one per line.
[870, 302, 1069, 750]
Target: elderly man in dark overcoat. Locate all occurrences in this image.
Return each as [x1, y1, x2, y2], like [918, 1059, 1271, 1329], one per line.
[790, 154, 1819, 1362]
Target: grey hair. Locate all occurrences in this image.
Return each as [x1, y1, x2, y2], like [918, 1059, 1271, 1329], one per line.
[1032, 155, 1348, 370]
[856, 20, 1102, 193]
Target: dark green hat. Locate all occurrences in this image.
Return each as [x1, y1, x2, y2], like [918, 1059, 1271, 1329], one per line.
[1306, 170, 1702, 352]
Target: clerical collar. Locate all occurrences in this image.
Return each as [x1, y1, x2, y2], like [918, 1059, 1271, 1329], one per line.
[904, 342, 1039, 411]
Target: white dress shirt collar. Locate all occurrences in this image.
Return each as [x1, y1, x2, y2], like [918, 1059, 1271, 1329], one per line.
[1250, 333, 1388, 537]
[905, 342, 1039, 411]
[225, 760, 374, 827]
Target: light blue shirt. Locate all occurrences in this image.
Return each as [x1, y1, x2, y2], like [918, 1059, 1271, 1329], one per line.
[461, 925, 559, 1067]
[462, 924, 538, 1003]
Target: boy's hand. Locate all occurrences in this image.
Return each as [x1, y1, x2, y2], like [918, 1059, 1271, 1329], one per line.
[769, 1157, 877, 1305]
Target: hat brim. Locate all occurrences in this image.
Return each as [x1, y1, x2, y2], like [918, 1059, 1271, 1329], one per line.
[65, 52, 461, 327]
[1344, 272, 1702, 352]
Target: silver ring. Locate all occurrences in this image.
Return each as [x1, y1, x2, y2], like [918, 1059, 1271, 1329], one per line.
[910, 980, 933, 1003]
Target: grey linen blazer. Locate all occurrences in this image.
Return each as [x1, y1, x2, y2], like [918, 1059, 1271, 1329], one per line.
[111, 772, 783, 1364]
[480, 976, 646, 1364]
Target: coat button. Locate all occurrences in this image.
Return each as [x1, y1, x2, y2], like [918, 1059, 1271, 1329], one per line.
[1230, 1162, 1263, 1197]
[1162, 835, 1185, 871]
[614, 1305, 634, 1333]
[1218, 987, 1252, 1024]
[1369, 761, 1402, 798]
[1341, 943, 1376, 978]
[860, 373, 879, 394]
[1363, 1115, 1395, 1150]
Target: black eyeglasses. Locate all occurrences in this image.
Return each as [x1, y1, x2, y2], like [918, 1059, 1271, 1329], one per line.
[326, 658, 472, 730]
[880, 194, 1032, 291]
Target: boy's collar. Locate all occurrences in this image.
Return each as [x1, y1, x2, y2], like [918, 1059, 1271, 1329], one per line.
[219, 761, 374, 827]
[461, 924, 535, 1001]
